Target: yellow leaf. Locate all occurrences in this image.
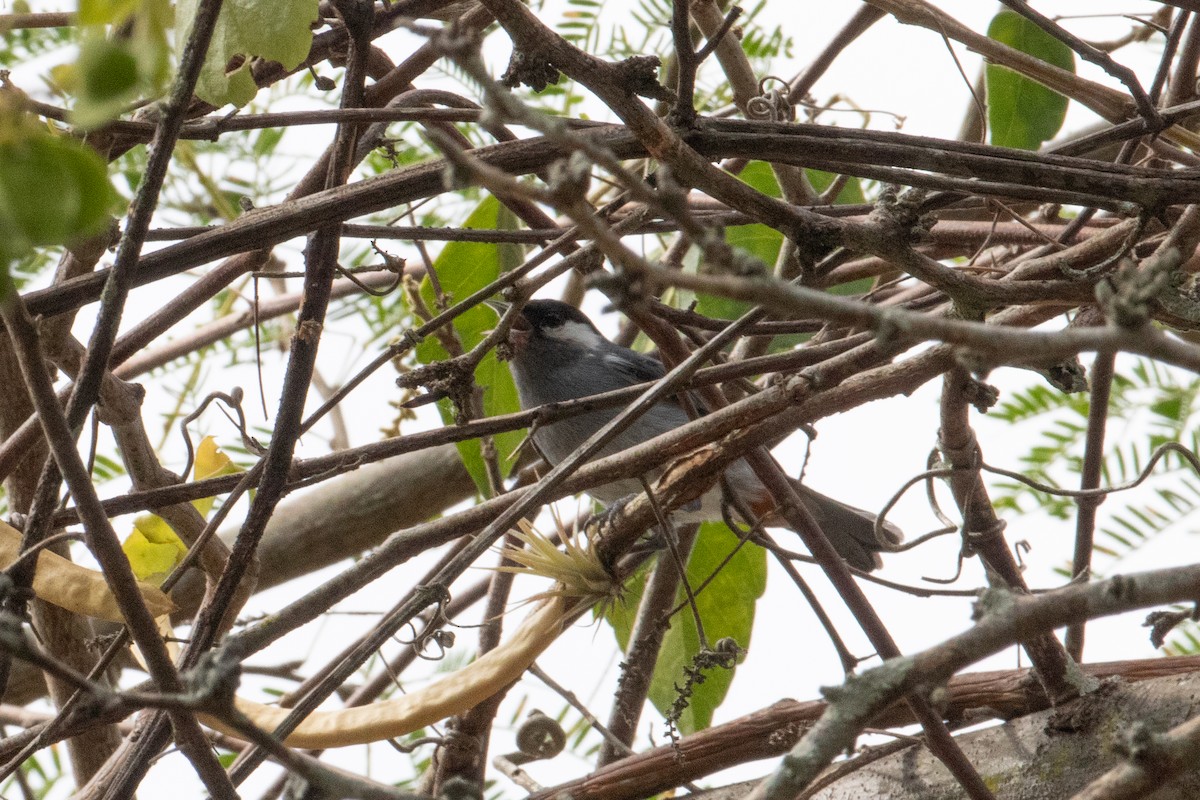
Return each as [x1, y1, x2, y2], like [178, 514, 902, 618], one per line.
[121, 437, 242, 583]
[48, 63, 79, 94]
[124, 514, 188, 585]
[194, 435, 239, 480]
[191, 436, 243, 517]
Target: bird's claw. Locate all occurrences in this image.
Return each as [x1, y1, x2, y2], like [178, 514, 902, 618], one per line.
[582, 496, 632, 536]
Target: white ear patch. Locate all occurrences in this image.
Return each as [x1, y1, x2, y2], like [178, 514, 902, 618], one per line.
[544, 319, 605, 349]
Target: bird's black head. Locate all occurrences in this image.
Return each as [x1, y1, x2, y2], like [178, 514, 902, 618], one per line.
[519, 299, 596, 333]
[503, 299, 606, 355]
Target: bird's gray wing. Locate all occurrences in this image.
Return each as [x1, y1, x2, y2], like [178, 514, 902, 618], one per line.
[600, 344, 713, 418]
[600, 345, 668, 385]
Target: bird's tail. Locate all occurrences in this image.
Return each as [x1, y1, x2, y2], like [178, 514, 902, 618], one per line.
[760, 483, 903, 572]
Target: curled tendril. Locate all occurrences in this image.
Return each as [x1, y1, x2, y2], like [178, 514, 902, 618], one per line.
[746, 75, 795, 122]
[179, 388, 265, 481]
[514, 709, 567, 760]
[394, 585, 455, 660]
[494, 709, 568, 773]
[870, 440, 1200, 585]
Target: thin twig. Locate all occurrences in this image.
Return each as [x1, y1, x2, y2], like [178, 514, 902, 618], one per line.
[1065, 350, 1115, 661]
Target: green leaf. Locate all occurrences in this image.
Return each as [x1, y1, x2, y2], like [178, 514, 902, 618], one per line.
[721, 160, 782, 277]
[606, 523, 766, 734]
[78, 0, 142, 25]
[80, 38, 140, 103]
[694, 162, 779, 329]
[706, 163, 866, 349]
[68, 0, 172, 127]
[985, 10, 1074, 150]
[0, 125, 117, 261]
[414, 195, 525, 495]
[65, 37, 144, 128]
[805, 168, 864, 205]
[253, 126, 285, 157]
[177, 0, 319, 107]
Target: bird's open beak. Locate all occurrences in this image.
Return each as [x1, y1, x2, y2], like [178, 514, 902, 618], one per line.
[486, 299, 530, 349]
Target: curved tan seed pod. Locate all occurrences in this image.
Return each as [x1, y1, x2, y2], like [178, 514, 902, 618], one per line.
[0, 521, 173, 622]
[202, 595, 570, 748]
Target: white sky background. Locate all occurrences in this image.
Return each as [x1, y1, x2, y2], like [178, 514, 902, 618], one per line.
[7, 0, 1196, 797]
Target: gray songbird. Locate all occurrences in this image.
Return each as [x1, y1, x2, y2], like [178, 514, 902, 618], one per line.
[500, 299, 901, 571]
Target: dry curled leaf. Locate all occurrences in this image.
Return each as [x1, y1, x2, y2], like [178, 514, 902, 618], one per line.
[0, 521, 174, 622]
